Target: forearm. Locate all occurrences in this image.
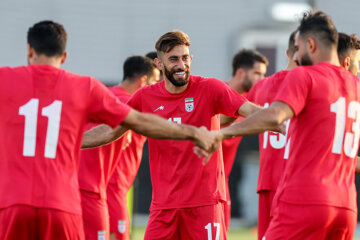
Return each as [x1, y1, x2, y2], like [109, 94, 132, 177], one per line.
[82, 124, 128, 148]
[238, 101, 263, 117]
[220, 108, 281, 140]
[220, 114, 237, 127]
[121, 111, 197, 141]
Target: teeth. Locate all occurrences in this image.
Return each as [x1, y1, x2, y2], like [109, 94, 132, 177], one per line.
[175, 72, 185, 75]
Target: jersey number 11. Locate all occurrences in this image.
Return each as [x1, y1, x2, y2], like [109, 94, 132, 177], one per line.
[19, 98, 62, 159]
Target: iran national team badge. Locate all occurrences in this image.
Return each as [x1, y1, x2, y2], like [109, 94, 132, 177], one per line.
[185, 98, 194, 112]
[118, 220, 126, 234]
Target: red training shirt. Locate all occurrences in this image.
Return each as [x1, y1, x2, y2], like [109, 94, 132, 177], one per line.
[127, 75, 247, 210]
[0, 65, 131, 215]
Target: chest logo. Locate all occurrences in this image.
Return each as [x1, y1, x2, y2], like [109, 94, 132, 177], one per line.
[185, 98, 194, 112]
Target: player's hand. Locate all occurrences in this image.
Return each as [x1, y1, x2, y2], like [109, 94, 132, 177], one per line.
[192, 126, 221, 151]
[192, 129, 222, 164]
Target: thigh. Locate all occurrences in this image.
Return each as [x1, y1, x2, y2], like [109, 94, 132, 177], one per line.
[107, 185, 130, 240]
[180, 203, 227, 240]
[37, 208, 85, 240]
[257, 190, 275, 240]
[80, 190, 109, 240]
[265, 202, 356, 240]
[325, 207, 356, 240]
[0, 205, 37, 240]
[144, 209, 179, 240]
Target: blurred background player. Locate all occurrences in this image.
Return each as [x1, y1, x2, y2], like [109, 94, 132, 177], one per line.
[337, 32, 360, 76]
[78, 56, 159, 240]
[146, 51, 163, 81]
[221, 49, 268, 232]
[219, 11, 360, 239]
[105, 56, 160, 240]
[245, 31, 297, 240]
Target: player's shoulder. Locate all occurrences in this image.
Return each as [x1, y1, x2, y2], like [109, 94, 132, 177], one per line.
[0, 65, 29, 76]
[190, 75, 226, 88]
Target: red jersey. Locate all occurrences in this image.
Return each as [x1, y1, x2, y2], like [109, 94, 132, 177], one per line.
[108, 127, 146, 195]
[0, 65, 131, 215]
[78, 86, 131, 198]
[127, 75, 247, 210]
[222, 135, 242, 180]
[274, 62, 360, 212]
[246, 71, 289, 192]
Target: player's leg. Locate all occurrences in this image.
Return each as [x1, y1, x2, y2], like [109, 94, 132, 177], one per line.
[0, 204, 37, 240]
[80, 190, 110, 240]
[37, 207, 85, 240]
[257, 190, 275, 240]
[324, 207, 356, 240]
[144, 208, 180, 240]
[264, 202, 356, 240]
[107, 184, 130, 240]
[179, 203, 227, 240]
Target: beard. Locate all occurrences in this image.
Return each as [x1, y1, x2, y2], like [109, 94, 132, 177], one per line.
[241, 73, 253, 92]
[164, 65, 190, 87]
[298, 52, 313, 66]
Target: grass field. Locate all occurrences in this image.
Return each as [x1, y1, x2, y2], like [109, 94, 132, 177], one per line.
[131, 226, 360, 240]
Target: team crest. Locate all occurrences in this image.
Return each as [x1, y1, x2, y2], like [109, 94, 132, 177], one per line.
[185, 98, 194, 112]
[118, 220, 126, 234]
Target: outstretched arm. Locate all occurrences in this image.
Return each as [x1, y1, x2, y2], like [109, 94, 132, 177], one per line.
[220, 101, 294, 140]
[220, 101, 263, 127]
[82, 109, 219, 152]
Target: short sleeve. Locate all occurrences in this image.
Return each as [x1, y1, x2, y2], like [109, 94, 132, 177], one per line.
[87, 78, 132, 128]
[127, 87, 142, 110]
[208, 78, 247, 117]
[274, 67, 311, 116]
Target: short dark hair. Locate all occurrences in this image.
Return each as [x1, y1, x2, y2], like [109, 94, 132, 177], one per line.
[27, 20, 67, 57]
[123, 56, 156, 82]
[297, 11, 338, 48]
[155, 30, 190, 56]
[288, 31, 297, 57]
[337, 32, 360, 60]
[231, 49, 268, 76]
[145, 51, 158, 60]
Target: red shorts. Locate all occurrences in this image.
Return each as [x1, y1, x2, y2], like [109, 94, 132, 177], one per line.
[257, 190, 276, 240]
[106, 184, 130, 240]
[144, 203, 227, 240]
[80, 190, 109, 240]
[0, 204, 84, 240]
[224, 182, 231, 232]
[264, 201, 357, 240]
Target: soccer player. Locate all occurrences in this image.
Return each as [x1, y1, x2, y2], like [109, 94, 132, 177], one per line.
[217, 11, 360, 239]
[245, 31, 297, 240]
[221, 49, 268, 232]
[337, 32, 360, 76]
[0, 21, 218, 240]
[82, 30, 262, 240]
[78, 56, 159, 240]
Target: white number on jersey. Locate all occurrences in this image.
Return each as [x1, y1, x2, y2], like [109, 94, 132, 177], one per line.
[168, 117, 182, 124]
[204, 222, 220, 240]
[19, 98, 62, 158]
[262, 102, 288, 149]
[331, 97, 360, 158]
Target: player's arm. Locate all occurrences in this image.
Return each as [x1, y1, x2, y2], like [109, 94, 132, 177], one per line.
[82, 109, 219, 152]
[219, 101, 293, 140]
[220, 101, 262, 127]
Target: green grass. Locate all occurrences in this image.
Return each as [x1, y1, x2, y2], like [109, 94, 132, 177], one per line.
[131, 226, 360, 240]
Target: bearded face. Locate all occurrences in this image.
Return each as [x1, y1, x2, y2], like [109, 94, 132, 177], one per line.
[163, 64, 190, 87]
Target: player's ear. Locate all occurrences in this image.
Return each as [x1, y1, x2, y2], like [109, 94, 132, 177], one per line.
[154, 58, 163, 71]
[307, 37, 316, 53]
[341, 56, 351, 71]
[27, 44, 35, 63]
[60, 52, 68, 65]
[235, 68, 245, 79]
[139, 75, 147, 87]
